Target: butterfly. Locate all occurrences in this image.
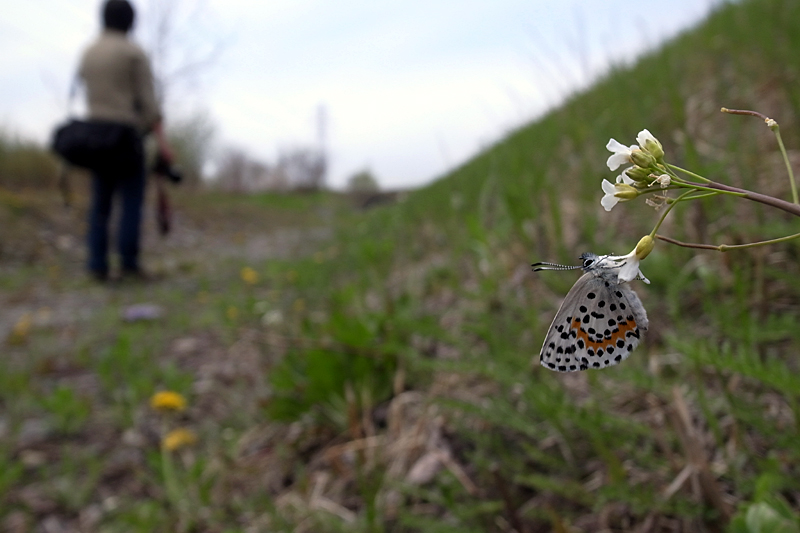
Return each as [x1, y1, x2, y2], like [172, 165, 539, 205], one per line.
[532, 253, 649, 372]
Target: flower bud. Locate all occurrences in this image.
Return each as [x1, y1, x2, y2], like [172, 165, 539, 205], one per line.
[630, 149, 657, 169]
[766, 118, 779, 132]
[643, 138, 664, 160]
[634, 235, 654, 260]
[624, 166, 651, 182]
[614, 184, 639, 200]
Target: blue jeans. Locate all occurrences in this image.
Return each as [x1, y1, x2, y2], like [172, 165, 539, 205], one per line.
[87, 155, 146, 275]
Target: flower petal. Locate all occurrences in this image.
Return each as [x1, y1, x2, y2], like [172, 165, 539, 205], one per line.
[606, 138, 628, 153]
[617, 259, 640, 283]
[606, 152, 631, 171]
[636, 129, 657, 148]
[601, 193, 619, 211]
[617, 172, 635, 185]
[601, 178, 616, 194]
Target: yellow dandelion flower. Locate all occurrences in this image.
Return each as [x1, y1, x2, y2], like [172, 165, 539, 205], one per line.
[8, 312, 33, 345]
[240, 266, 259, 285]
[150, 391, 187, 412]
[162, 428, 197, 451]
[226, 306, 239, 320]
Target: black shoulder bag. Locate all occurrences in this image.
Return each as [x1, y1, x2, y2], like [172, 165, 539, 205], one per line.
[50, 77, 141, 174]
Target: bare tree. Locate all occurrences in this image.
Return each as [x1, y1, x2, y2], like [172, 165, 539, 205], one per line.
[213, 147, 249, 192]
[166, 110, 216, 188]
[136, 0, 225, 109]
[213, 147, 289, 192]
[275, 147, 326, 192]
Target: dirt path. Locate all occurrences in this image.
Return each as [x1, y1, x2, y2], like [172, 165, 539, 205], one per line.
[0, 188, 334, 341]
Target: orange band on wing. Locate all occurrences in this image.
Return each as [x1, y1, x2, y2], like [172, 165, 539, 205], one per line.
[571, 317, 638, 348]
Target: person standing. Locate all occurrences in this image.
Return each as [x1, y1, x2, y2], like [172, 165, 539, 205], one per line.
[78, 0, 172, 281]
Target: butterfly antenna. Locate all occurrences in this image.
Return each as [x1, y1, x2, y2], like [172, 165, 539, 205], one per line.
[531, 261, 582, 272]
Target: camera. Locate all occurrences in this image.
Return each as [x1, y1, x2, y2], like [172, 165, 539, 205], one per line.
[153, 152, 183, 184]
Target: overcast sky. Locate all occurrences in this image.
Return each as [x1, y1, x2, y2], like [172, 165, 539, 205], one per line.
[1, 0, 720, 189]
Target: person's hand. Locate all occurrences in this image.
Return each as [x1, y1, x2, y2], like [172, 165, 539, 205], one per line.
[152, 120, 174, 164]
[158, 144, 174, 165]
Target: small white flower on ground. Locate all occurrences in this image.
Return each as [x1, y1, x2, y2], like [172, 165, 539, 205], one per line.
[262, 310, 284, 326]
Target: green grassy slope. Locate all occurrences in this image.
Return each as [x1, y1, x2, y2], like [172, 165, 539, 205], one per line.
[273, 0, 800, 530]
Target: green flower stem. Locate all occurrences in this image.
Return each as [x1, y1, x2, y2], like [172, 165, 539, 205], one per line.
[774, 128, 799, 205]
[649, 189, 699, 238]
[636, 185, 683, 195]
[666, 163, 712, 183]
[680, 191, 720, 201]
[658, 164, 686, 184]
[660, 164, 679, 177]
[656, 231, 800, 252]
[160, 422, 189, 525]
[161, 445, 181, 506]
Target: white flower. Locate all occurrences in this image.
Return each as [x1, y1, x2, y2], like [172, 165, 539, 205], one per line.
[606, 139, 638, 171]
[606, 250, 650, 284]
[601, 179, 620, 211]
[600, 178, 638, 212]
[606, 129, 662, 171]
[261, 310, 284, 326]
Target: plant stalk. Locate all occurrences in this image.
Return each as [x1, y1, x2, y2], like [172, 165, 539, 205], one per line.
[774, 129, 799, 205]
[655, 232, 800, 252]
[682, 180, 800, 218]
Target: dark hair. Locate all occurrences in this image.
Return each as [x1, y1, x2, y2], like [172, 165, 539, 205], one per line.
[103, 0, 135, 32]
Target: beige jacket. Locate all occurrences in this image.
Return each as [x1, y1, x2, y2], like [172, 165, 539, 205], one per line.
[79, 30, 161, 132]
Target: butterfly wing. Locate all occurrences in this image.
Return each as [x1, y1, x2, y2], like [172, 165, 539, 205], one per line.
[539, 274, 648, 372]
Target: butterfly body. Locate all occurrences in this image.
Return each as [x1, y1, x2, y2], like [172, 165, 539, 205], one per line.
[534, 253, 648, 372]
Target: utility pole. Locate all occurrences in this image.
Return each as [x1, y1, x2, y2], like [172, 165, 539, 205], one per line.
[316, 104, 327, 188]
